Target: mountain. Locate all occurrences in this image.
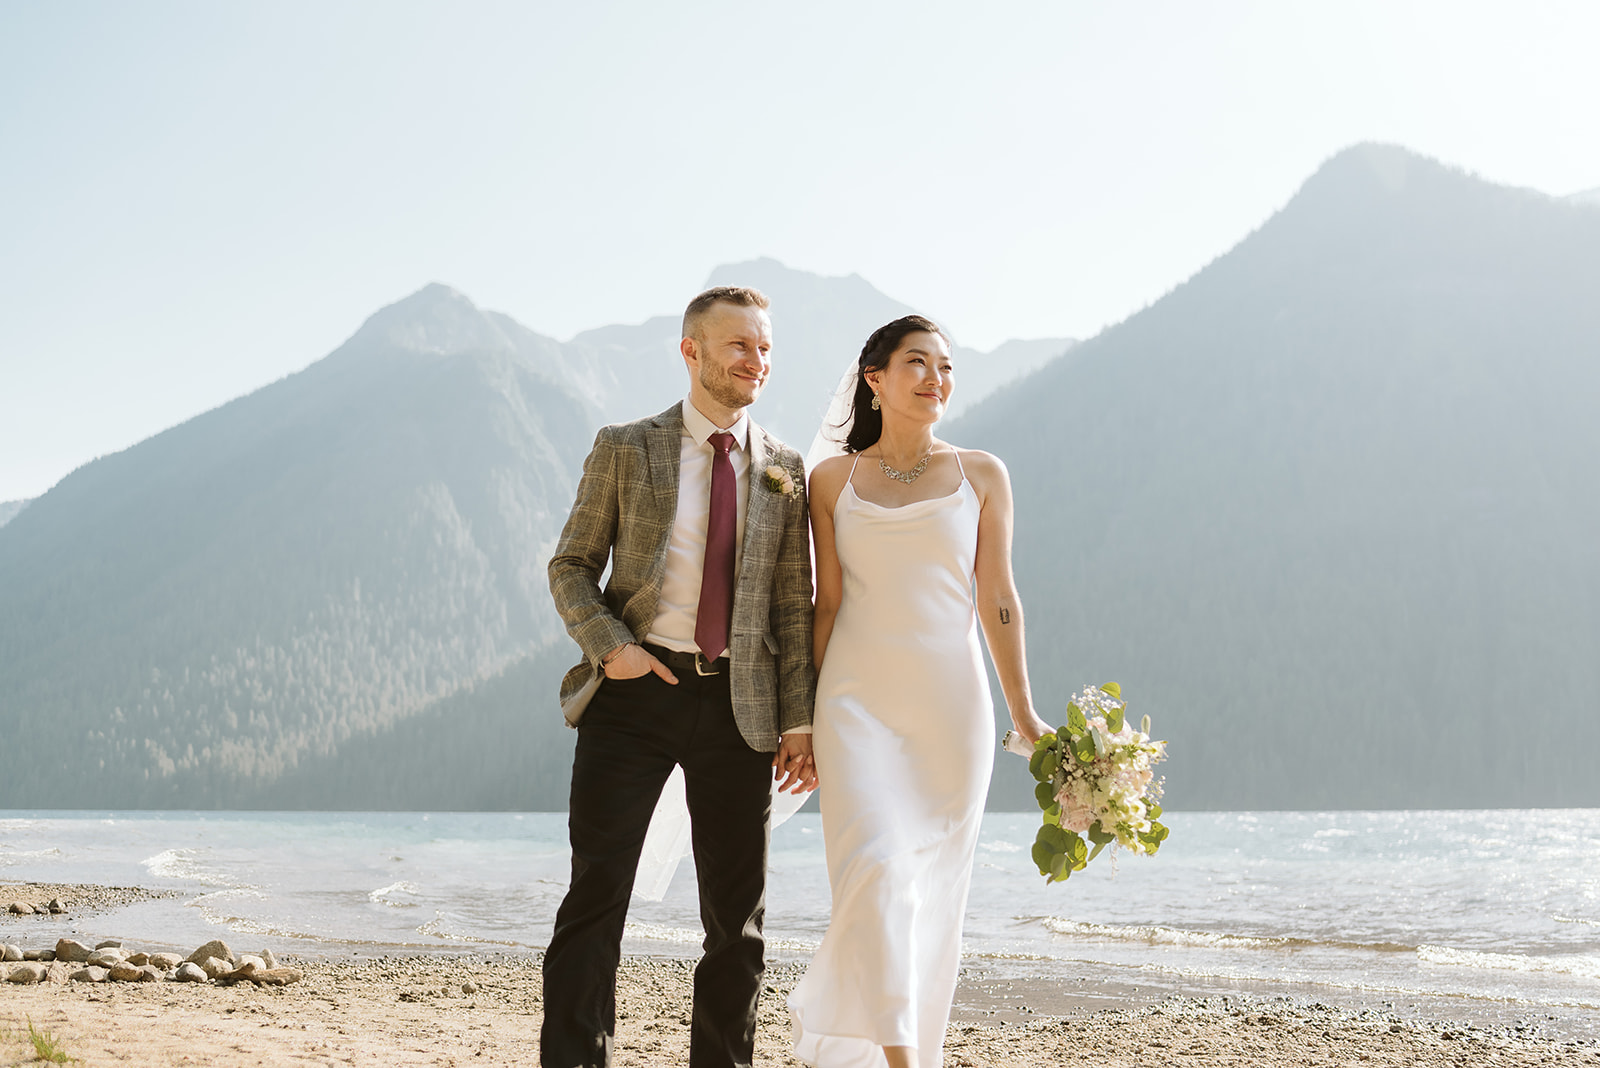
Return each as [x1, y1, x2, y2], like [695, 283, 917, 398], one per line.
[957, 144, 1600, 810]
[0, 499, 28, 528]
[942, 337, 1079, 421]
[0, 266, 1077, 809]
[548, 257, 1074, 451]
[13, 156, 1595, 812]
[0, 284, 594, 806]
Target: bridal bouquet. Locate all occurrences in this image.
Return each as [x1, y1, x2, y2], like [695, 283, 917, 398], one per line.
[1006, 683, 1169, 883]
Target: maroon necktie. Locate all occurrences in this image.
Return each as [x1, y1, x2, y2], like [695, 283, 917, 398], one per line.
[695, 431, 736, 661]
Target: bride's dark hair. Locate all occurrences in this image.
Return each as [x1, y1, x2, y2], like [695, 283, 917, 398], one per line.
[842, 315, 951, 453]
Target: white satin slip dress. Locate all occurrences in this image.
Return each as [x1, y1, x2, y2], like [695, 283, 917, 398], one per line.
[789, 451, 994, 1068]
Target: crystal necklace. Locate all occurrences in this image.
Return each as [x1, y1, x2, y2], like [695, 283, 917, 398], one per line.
[878, 448, 933, 484]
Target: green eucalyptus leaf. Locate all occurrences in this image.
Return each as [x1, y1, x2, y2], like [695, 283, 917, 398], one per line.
[1038, 824, 1070, 853]
[1148, 804, 1162, 820]
[1031, 838, 1053, 875]
[1030, 741, 1056, 783]
[1106, 707, 1125, 733]
[1067, 706, 1088, 736]
[1064, 831, 1089, 870]
[1087, 823, 1115, 846]
[1034, 781, 1055, 809]
[1099, 682, 1122, 700]
[1087, 839, 1108, 862]
[1049, 854, 1071, 883]
[1073, 734, 1097, 764]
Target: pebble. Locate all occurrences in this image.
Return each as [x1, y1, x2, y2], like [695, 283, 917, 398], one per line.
[0, 934, 301, 988]
[5, 962, 48, 984]
[109, 959, 147, 982]
[55, 938, 94, 963]
[198, 956, 232, 979]
[185, 939, 235, 967]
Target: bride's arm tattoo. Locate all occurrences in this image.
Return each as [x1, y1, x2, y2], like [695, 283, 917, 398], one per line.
[999, 607, 1011, 624]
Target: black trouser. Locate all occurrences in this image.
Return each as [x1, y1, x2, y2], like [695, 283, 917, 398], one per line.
[540, 667, 773, 1068]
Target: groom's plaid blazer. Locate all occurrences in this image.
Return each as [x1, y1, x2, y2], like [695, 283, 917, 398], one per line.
[547, 402, 816, 752]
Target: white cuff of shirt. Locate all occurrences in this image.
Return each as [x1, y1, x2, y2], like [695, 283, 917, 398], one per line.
[781, 725, 813, 735]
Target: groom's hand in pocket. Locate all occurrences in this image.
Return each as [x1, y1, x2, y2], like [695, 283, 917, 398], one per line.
[774, 732, 818, 793]
[602, 643, 679, 684]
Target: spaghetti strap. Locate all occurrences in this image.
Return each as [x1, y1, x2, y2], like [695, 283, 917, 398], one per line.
[833, 453, 865, 512]
[952, 449, 967, 480]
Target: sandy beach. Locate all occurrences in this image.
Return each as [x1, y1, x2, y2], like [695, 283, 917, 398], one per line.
[5, 882, 1600, 1066]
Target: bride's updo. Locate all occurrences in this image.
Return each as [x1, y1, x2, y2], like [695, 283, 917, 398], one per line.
[843, 315, 951, 453]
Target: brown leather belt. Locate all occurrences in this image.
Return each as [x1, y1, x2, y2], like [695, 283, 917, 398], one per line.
[642, 642, 729, 677]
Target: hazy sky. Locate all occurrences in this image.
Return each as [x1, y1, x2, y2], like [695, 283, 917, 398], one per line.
[4, 1, 1599, 501]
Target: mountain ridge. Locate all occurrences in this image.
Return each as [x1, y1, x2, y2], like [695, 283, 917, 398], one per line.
[954, 142, 1600, 809]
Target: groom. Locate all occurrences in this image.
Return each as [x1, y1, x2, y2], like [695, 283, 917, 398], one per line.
[542, 286, 817, 1068]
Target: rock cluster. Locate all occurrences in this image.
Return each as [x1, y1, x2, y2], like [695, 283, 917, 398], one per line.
[5, 898, 65, 915]
[3, 937, 302, 987]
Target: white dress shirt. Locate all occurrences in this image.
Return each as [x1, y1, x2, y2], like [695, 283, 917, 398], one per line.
[645, 399, 751, 658]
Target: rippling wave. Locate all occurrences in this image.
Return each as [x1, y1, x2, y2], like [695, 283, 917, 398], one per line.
[141, 847, 235, 887]
[1039, 917, 1414, 954]
[1419, 945, 1600, 981]
[368, 880, 422, 907]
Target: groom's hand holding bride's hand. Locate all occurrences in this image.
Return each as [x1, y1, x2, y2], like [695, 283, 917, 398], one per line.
[773, 733, 818, 794]
[601, 643, 679, 684]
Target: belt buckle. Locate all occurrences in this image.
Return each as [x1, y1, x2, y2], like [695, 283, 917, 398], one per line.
[694, 652, 719, 676]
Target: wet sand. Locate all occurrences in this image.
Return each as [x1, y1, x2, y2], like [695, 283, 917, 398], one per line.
[4, 883, 1599, 1066]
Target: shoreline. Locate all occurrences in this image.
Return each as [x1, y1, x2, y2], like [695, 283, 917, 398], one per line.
[6, 952, 1599, 1066]
[6, 883, 1600, 1065]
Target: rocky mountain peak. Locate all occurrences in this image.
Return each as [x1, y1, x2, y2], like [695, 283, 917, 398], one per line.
[345, 282, 521, 359]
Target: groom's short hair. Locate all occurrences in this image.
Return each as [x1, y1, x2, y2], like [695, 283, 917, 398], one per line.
[682, 286, 770, 342]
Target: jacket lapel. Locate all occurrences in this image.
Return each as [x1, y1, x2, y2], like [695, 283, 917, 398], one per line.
[744, 424, 774, 549]
[646, 403, 683, 520]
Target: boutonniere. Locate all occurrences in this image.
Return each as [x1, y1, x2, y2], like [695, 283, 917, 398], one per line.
[762, 464, 800, 500]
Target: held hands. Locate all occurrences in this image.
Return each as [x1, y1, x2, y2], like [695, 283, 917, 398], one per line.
[774, 732, 818, 794]
[601, 643, 678, 684]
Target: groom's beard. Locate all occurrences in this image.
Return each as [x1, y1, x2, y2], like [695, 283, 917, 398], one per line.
[699, 360, 764, 411]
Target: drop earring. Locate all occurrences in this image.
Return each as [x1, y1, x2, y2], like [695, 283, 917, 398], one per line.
[870, 393, 881, 411]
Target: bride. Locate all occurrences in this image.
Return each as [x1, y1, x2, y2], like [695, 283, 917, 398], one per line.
[789, 315, 1052, 1068]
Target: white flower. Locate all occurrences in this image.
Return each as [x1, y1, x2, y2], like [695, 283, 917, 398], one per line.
[763, 465, 798, 499]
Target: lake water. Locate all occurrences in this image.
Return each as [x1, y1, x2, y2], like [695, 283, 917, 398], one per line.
[3, 808, 1598, 1039]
